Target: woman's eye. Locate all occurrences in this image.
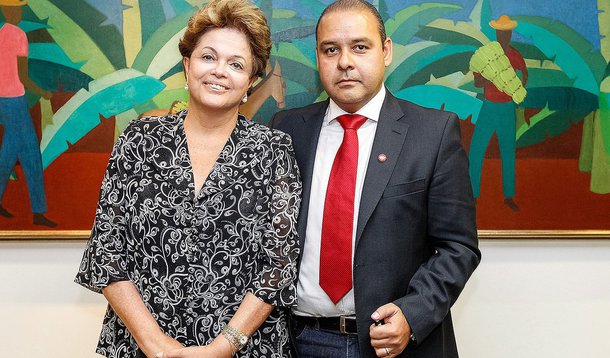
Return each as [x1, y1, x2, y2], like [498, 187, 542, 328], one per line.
[231, 62, 244, 70]
[202, 54, 214, 61]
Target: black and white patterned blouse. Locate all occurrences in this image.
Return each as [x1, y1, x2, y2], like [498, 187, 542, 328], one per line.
[75, 111, 301, 358]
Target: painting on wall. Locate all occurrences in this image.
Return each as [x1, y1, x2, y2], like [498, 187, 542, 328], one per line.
[0, 0, 609, 239]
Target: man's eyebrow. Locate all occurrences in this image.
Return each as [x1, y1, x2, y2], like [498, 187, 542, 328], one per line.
[318, 38, 373, 47]
[319, 40, 339, 47]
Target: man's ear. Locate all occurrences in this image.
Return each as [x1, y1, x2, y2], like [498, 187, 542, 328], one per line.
[383, 38, 393, 67]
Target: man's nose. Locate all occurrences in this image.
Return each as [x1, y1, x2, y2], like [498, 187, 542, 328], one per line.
[337, 50, 354, 70]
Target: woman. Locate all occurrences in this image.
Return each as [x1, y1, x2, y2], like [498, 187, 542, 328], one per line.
[75, 1, 301, 357]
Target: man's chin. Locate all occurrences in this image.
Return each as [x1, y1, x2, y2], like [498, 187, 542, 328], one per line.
[332, 96, 367, 113]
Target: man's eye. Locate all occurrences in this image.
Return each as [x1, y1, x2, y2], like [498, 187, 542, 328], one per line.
[325, 47, 338, 55]
[354, 45, 367, 52]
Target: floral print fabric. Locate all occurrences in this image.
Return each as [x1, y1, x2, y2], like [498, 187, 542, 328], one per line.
[76, 111, 301, 357]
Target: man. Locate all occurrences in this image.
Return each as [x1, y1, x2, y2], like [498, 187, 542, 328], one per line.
[470, 14, 528, 211]
[270, 1, 480, 357]
[0, 0, 56, 227]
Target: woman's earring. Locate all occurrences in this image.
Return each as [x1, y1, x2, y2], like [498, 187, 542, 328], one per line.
[184, 82, 189, 90]
[241, 94, 248, 103]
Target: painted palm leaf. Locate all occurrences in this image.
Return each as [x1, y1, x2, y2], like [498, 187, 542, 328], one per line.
[511, 42, 550, 63]
[270, 1, 326, 20]
[272, 42, 322, 100]
[29, 60, 93, 93]
[599, 77, 610, 154]
[40, 69, 166, 169]
[270, 17, 316, 42]
[523, 87, 598, 113]
[27, 43, 91, 92]
[29, 43, 83, 70]
[415, 19, 488, 47]
[26, 0, 115, 79]
[468, 0, 494, 41]
[527, 68, 575, 88]
[589, 109, 610, 193]
[16, 20, 49, 33]
[386, 43, 476, 92]
[273, 42, 317, 70]
[145, 29, 186, 79]
[378, 0, 391, 22]
[385, 3, 462, 45]
[131, 8, 196, 77]
[514, 16, 604, 94]
[159, 63, 185, 83]
[51, 0, 126, 69]
[139, 0, 168, 46]
[517, 86, 598, 148]
[600, 0, 610, 61]
[396, 85, 483, 123]
[275, 58, 321, 96]
[150, 88, 189, 110]
[167, 0, 195, 14]
[516, 107, 590, 148]
[403, 52, 474, 89]
[386, 41, 436, 78]
[516, 15, 606, 84]
[428, 72, 476, 90]
[288, 38, 317, 67]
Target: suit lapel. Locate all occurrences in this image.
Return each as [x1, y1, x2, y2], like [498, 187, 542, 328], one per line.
[295, 102, 327, 246]
[355, 93, 409, 248]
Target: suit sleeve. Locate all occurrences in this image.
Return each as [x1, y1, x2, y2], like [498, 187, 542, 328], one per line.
[394, 112, 481, 343]
[268, 110, 286, 131]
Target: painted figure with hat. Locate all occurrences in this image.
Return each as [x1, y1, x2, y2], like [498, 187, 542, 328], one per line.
[470, 14, 528, 211]
[0, 0, 56, 226]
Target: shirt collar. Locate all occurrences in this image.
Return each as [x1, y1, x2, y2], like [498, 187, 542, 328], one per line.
[325, 86, 386, 124]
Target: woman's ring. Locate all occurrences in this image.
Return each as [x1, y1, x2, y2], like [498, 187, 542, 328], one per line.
[385, 347, 390, 356]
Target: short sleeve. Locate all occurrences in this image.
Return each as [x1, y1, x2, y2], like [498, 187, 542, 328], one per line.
[75, 131, 132, 293]
[13, 25, 28, 57]
[247, 133, 302, 307]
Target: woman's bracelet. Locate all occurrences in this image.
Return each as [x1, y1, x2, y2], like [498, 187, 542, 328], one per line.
[221, 324, 249, 353]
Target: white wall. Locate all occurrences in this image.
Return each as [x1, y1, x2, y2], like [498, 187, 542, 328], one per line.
[1, 239, 609, 358]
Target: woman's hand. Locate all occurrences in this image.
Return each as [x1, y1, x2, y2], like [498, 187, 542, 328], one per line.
[157, 336, 234, 358]
[102, 281, 185, 358]
[145, 334, 184, 358]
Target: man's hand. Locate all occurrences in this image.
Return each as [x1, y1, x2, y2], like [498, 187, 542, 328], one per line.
[369, 303, 411, 357]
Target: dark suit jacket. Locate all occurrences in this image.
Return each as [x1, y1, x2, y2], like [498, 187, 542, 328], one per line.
[270, 91, 481, 358]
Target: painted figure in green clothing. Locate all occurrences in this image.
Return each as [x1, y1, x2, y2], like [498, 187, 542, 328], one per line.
[470, 14, 528, 211]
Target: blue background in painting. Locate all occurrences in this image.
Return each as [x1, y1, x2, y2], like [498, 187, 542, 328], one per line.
[385, 0, 601, 49]
[275, 0, 602, 49]
[84, 1, 602, 49]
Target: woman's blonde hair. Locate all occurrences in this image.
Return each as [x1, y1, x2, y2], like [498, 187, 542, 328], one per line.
[179, 0, 271, 78]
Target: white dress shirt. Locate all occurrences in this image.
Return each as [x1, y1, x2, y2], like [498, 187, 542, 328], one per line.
[293, 87, 386, 317]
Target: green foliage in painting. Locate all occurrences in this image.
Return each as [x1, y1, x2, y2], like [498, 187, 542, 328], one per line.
[40, 70, 165, 169]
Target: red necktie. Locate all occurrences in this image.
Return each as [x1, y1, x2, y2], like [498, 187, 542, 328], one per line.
[319, 114, 367, 304]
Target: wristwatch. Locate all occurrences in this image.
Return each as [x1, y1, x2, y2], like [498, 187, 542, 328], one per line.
[222, 324, 249, 351]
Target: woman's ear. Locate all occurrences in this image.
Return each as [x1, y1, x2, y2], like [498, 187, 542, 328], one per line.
[248, 76, 257, 89]
[182, 56, 190, 76]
